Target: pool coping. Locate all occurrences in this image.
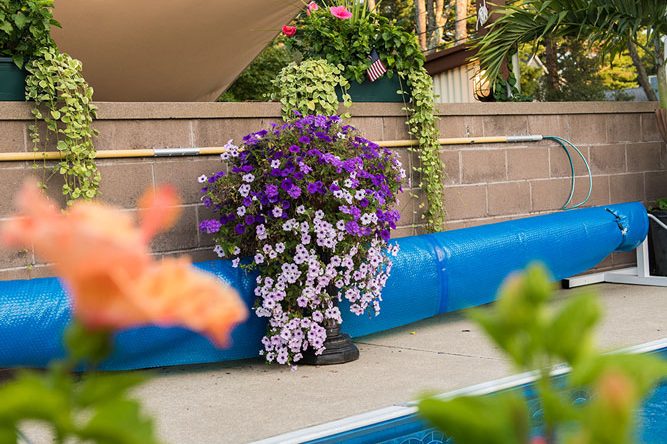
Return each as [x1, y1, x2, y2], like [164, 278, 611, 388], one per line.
[254, 337, 667, 444]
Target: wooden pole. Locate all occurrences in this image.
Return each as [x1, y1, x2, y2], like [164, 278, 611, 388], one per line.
[0, 136, 546, 162]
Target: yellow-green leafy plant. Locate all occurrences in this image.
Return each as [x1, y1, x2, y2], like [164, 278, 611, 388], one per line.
[419, 263, 667, 444]
[273, 58, 352, 120]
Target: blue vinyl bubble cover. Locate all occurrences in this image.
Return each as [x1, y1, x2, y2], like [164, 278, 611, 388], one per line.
[0, 203, 647, 370]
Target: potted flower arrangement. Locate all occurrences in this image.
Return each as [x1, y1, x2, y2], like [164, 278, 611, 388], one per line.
[279, 1, 446, 232]
[286, 1, 419, 102]
[199, 114, 405, 365]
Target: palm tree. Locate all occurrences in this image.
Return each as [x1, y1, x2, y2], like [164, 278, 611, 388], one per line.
[472, 0, 667, 110]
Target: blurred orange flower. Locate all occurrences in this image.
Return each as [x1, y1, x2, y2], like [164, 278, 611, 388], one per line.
[1, 180, 247, 347]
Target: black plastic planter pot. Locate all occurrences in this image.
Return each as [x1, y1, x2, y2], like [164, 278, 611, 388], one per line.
[0, 57, 27, 101]
[338, 73, 409, 103]
[649, 210, 667, 276]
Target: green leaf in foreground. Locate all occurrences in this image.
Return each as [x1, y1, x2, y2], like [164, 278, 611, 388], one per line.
[419, 394, 529, 444]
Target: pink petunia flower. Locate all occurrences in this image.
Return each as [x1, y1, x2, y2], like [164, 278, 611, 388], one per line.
[306, 1, 319, 15]
[330, 5, 352, 20]
[282, 25, 297, 37]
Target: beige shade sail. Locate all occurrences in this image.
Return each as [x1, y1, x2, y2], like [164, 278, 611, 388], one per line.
[52, 0, 303, 102]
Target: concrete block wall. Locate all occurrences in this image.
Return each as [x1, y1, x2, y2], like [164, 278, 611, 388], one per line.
[0, 101, 664, 280]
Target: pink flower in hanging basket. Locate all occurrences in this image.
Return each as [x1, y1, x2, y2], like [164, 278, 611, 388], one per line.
[329, 5, 352, 20]
[282, 25, 297, 37]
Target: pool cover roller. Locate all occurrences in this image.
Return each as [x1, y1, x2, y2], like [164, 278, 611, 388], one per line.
[0, 202, 648, 370]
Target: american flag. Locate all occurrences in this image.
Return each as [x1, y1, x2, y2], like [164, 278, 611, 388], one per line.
[366, 49, 387, 82]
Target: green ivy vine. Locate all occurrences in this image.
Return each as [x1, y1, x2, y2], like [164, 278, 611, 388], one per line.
[403, 68, 445, 231]
[273, 59, 352, 120]
[25, 46, 100, 203]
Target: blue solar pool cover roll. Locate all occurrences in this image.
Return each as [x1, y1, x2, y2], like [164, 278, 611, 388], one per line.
[0, 202, 648, 370]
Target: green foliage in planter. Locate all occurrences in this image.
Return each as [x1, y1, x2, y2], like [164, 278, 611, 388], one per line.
[284, 5, 446, 231]
[26, 46, 100, 203]
[654, 198, 667, 211]
[273, 59, 352, 120]
[286, 6, 422, 85]
[0, 0, 57, 68]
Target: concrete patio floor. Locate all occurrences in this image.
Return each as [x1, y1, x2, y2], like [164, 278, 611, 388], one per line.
[19, 283, 667, 443]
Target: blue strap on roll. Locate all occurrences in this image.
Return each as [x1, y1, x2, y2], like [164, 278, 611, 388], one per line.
[0, 202, 648, 370]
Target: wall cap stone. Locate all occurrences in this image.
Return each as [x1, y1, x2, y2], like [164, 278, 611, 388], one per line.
[0, 101, 659, 121]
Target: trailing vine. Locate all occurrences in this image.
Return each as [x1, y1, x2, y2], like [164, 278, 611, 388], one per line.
[273, 59, 352, 120]
[403, 68, 445, 231]
[25, 46, 100, 203]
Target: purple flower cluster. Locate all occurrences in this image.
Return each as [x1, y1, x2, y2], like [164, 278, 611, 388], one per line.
[199, 115, 405, 365]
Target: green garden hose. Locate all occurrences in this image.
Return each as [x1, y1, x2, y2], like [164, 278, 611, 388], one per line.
[543, 135, 593, 210]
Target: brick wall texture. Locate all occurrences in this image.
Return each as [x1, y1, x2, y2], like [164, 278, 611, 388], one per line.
[0, 102, 665, 280]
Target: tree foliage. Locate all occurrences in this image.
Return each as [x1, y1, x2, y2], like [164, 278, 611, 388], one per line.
[219, 43, 294, 102]
[519, 39, 606, 102]
[473, 0, 667, 107]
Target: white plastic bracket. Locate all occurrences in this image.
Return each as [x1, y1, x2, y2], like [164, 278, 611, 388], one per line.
[564, 215, 667, 288]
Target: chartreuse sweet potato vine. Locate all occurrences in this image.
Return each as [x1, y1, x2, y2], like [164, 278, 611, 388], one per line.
[26, 46, 100, 203]
[273, 59, 352, 120]
[283, 4, 446, 231]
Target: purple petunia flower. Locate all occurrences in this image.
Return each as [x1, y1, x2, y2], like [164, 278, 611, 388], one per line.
[281, 178, 294, 192]
[234, 223, 246, 235]
[315, 131, 332, 143]
[306, 181, 324, 194]
[265, 184, 279, 199]
[287, 186, 302, 199]
[345, 220, 360, 235]
[299, 135, 311, 144]
[199, 219, 222, 234]
[289, 144, 300, 153]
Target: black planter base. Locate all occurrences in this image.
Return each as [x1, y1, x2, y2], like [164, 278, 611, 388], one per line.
[301, 323, 359, 365]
